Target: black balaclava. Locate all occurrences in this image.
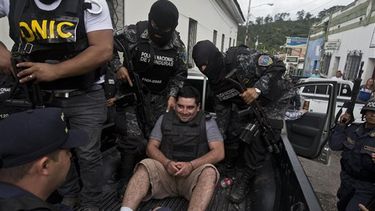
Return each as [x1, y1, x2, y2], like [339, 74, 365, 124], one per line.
[192, 40, 226, 84]
[148, 0, 179, 47]
[39, 0, 58, 4]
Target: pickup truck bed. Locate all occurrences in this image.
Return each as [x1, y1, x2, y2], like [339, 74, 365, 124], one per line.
[98, 147, 275, 211]
[95, 125, 321, 211]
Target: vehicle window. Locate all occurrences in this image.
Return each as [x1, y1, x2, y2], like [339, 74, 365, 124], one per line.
[316, 85, 327, 94]
[302, 85, 315, 93]
[340, 84, 352, 97]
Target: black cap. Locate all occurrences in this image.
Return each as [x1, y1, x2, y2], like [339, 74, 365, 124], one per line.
[0, 108, 89, 168]
[149, 0, 179, 30]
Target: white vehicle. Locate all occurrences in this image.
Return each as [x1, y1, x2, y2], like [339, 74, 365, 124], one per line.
[298, 78, 365, 123]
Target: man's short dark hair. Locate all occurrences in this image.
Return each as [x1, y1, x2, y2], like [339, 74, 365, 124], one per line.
[177, 86, 201, 105]
[0, 151, 60, 182]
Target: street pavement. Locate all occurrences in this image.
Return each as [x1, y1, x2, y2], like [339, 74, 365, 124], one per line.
[298, 151, 341, 211]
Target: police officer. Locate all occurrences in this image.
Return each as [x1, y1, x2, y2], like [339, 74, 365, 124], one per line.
[329, 99, 375, 211]
[0, 0, 113, 210]
[0, 108, 89, 211]
[111, 0, 187, 190]
[192, 40, 287, 204]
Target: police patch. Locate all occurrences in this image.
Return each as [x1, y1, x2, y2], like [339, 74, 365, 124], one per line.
[258, 55, 273, 67]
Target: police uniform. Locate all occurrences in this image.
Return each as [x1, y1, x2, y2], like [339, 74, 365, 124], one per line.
[112, 21, 187, 185]
[330, 101, 375, 211]
[4, 0, 112, 208]
[192, 40, 287, 203]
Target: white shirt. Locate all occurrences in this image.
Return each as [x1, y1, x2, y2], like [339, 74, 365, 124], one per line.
[0, 0, 113, 32]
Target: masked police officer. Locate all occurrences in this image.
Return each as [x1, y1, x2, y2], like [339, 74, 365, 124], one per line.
[111, 0, 187, 192]
[0, 0, 113, 210]
[329, 99, 375, 211]
[192, 40, 288, 204]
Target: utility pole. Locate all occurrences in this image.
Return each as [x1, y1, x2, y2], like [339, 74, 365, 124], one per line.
[244, 2, 274, 47]
[244, 0, 252, 46]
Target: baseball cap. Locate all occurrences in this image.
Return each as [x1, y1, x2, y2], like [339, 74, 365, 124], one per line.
[0, 108, 89, 168]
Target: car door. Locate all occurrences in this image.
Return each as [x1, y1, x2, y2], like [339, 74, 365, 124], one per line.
[285, 80, 338, 159]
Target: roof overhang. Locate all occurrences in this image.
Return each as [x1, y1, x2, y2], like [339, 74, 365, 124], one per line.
[217, 0, 245, 24]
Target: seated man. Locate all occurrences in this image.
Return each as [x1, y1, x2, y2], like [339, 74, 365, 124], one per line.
[120, 86, 224, 211]
[0, 108, 89, 210]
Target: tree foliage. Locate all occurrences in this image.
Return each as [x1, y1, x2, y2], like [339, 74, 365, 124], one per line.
[237, 13, 317, 54]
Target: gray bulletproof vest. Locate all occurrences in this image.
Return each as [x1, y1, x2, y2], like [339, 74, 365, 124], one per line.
[160, 111, 209, 162]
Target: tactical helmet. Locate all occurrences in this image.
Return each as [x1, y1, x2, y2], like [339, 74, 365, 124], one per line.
[361, 98, 375, 114]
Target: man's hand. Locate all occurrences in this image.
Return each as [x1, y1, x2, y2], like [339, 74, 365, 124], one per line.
[359, 203, 369, 211]
[240, 88, 260, 104]
[166, 96, 176, 112]
[106, 97, 116, 107]
[174, 161, 193, 177]
[339, 112, 351, 125]
[165, 160, 179, 175]
[116, 66, 133, 86]
[0, 44, 13, 75]
[16, 62, 60, 83]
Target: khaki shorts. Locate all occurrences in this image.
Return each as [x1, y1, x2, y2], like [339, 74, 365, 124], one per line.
[136, 158, 220, 200]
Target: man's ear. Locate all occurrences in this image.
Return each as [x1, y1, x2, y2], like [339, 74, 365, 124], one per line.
[34, 156, 51, 176]
[197, 103, 201, 111]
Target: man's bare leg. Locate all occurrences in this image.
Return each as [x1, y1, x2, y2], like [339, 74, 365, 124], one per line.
[188, 167, 217, 211]
[122, 164, 150, 210]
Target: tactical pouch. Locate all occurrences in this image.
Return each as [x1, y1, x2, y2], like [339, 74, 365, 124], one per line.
[239, 121, 260, 145]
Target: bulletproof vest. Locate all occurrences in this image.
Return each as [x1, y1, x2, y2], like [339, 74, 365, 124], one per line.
[209, 76, 247, 108]
[340, 125, 375, 182]
[131, 21, 178, 94]
[8, 0, 99, 90]
[160, 110, 209, 162]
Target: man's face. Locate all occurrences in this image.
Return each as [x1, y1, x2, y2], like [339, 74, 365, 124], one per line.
[50, 149, 72, 187]
[175, 97, 200, 122]
[365, 111, 375, 126]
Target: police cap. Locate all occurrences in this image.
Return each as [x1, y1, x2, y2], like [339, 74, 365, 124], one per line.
[361, 98, 375, 115]
[0, 108, 89, 168]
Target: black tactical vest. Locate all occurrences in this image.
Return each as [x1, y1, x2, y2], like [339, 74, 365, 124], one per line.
[8, 0, 99, 90]
[160, 111, 209, 162]
[131, 21, 178, 94]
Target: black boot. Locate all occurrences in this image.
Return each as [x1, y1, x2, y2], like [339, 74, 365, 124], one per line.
[117, 152, 137, 197]
[227, 168, 255, 204]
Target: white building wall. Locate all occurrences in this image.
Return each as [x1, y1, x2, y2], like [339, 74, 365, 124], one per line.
[328, 24, 375, 79]
[123, 0, 239, 52]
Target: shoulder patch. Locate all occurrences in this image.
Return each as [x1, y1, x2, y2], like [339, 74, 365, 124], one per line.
[258, 55, 273, 67]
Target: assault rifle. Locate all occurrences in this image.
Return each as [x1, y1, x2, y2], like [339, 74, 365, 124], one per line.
[238, 101, 280, 154]
[335, 61, 364, 124]
[225, 75, 280, 153]
[10, 52, 44, 108]
[114, 37, 152, 137]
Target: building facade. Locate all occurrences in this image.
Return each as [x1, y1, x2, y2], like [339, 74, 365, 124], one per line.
[305, 0, 375, 80]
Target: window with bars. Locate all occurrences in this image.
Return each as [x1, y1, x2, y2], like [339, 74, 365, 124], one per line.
[321, 53, 332, 75]
[213, 30, 218, 45]
[187, 18, 198, 68]
[344, 50, 362, 80]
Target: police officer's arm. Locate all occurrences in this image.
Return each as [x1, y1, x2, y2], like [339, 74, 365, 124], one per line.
[146, 138, 180, 175]
[241, 59, 285, 104]
[112, 26, 135, 86]
[0, 42, 12, 75]
[328, 113, 351, 150]
[166, 44, 188, 112]
[16, 29, 113, 83]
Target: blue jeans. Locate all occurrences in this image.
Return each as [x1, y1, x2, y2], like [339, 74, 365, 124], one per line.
[51, 88, 107, 206]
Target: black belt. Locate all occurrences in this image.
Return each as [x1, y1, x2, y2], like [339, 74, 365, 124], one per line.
[46, 84, 102, 99]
